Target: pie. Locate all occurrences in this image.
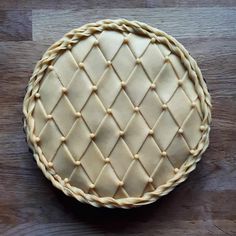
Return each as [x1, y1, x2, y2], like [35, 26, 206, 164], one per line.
[23, 19, 211, 208]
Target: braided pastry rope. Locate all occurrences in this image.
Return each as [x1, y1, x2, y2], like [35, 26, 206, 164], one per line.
[23, 19, 211, 208]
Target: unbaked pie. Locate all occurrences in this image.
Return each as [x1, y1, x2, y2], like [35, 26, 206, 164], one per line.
[23, 19, 211, 208]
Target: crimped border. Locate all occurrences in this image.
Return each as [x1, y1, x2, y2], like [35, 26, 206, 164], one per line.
[23, 19, 212, 208]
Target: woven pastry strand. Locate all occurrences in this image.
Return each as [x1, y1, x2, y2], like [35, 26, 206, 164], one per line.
[23, 19, 211, 208]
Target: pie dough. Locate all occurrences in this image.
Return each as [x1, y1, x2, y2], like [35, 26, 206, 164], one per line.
[23, 19, 211, 208]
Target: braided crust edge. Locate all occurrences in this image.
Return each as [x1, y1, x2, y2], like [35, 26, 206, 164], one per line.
[23, 19, 212, 208]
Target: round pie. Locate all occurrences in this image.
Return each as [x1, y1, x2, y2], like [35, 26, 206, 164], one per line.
[23, 19, 211, 208]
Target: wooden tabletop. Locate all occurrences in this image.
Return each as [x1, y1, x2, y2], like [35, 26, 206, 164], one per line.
[0, 1, 235, 235]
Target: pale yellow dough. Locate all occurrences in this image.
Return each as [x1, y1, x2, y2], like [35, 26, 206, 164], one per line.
[23, 19, 211, 208]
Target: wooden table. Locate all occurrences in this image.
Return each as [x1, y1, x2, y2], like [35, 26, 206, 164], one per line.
[0, 1, 235, 235]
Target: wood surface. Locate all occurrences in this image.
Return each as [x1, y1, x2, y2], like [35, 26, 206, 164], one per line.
[0, 1, 235, 235]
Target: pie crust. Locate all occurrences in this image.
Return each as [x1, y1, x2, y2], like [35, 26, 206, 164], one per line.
[23, 19, 211, 208]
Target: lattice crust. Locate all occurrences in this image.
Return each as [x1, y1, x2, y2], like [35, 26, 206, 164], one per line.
[23, 19, 211, 208]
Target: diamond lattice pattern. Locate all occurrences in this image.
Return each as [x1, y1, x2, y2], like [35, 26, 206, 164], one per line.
[32, 30, 203, 199]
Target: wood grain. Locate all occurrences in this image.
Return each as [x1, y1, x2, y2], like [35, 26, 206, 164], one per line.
[0, 1, 235, 235]
[0, 11, 32, 41]
[32, 8, 236, 42]
[1, 0, 236, 10]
